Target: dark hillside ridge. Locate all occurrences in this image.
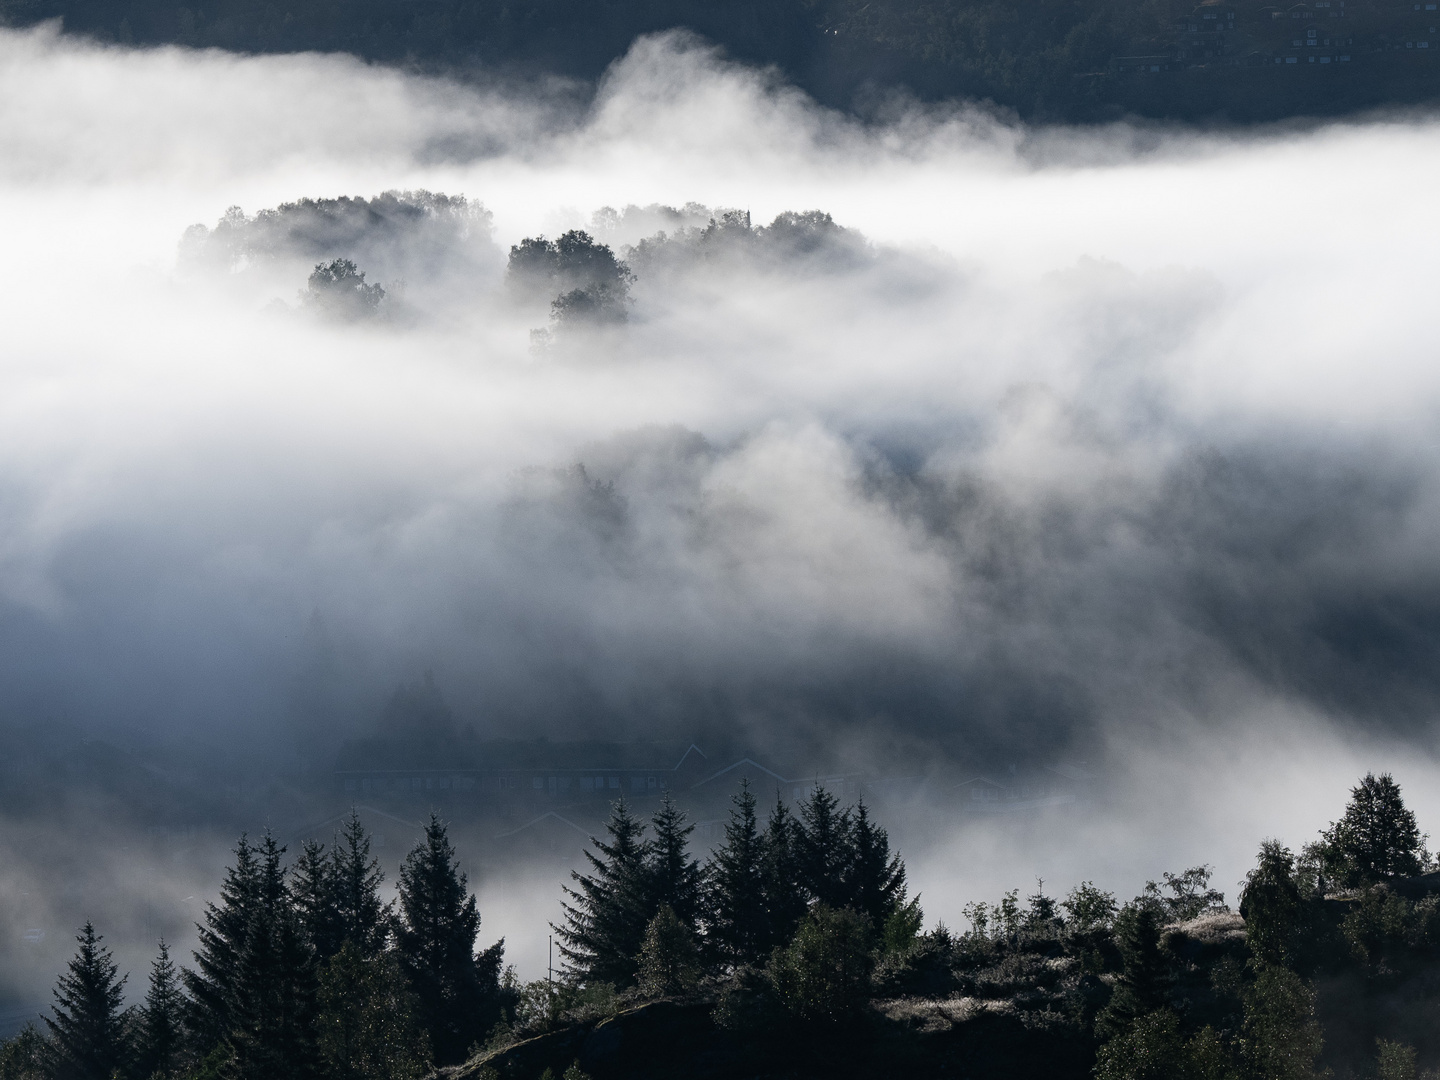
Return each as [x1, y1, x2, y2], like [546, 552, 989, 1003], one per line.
[456, 998, 1095, 1080]
[2, 0, 1439, 121]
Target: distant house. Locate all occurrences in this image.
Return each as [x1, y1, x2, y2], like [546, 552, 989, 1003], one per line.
[952, 763, 1093, 815]
[1173, 2, 1237, 61]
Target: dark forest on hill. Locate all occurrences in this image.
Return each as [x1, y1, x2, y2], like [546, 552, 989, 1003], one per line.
[4, 771, 1440, 1080]
[1, 0, 1439, 121]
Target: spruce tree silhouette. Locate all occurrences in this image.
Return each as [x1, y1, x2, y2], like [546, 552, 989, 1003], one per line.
[707, 780, 768, 967]
[330, 810, 393, 959]
[796, 785, 852, 910]
[228, 834, 319, 1080]
[133, 940, 184, 1080]
[759, 793, 807, 953]
[45, 922, 129, 1080]
[395, 813, 501, 1063]
[291, 838, 343, 964]
[555, 798, 651, 986]
[646, 791, 702, 931]
[185, 834, 260, 1052]
[845, 799, 907, 929]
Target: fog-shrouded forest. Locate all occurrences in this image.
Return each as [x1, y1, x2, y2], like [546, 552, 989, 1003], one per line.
[3, 17, 1440, 1080]
[5, 771, 1440, 1079]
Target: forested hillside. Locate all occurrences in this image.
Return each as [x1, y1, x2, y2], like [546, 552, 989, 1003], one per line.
[4, 772, 1440, 1079]
[1, 0, 1438, 120]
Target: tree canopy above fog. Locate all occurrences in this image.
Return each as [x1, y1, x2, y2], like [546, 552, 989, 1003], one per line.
[181, 192, 491, 273]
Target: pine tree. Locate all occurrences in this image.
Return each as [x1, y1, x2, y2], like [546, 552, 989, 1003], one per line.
[395, 814, 500, 1064]
[759, 794, 807, 952]
[845, 799, 907, 929]
[330, 811, 391, 959]
[132, 940, 184, 1080]
[185, 834, 260, 1052]
[555, 799, 652, 987]
[796, 785, 853, 910]
[1319, 772, 1426, 887]
[228, 834, 320, 1080]
[1098, 901, 1170, 1037]
[706, 780, 768, 967]
[646, 792, 703, 930]
[45, 922, 130, 1080]
[291, 839, 342, 964]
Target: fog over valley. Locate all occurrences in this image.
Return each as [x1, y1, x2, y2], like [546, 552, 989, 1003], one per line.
[1, 21, 1439, 1025]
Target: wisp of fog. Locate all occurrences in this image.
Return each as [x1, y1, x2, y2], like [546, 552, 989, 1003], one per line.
[1, 21, 1439, 988]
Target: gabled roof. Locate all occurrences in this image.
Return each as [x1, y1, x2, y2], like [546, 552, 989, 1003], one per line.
[953, 775, 1009, 790]
[673, 744, 708, 771]
[289, 804, 423, 845]
[691, 757, 791, 789]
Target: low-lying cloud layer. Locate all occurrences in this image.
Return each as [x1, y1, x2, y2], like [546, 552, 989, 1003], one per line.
[1, 25, 1439, 976]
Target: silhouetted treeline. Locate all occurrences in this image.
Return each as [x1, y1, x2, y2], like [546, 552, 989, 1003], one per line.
[4, 0, 1440, 122]
[0, 811, 509, 1080]
[6, 771, 1440, 1079]
[551, 784, 909, 990]
[471, 770, 1440, 1079]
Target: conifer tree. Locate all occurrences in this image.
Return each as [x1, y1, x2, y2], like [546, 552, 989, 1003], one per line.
[646, 791, 703, 930]
[228, 834, 320, 1080]
[185, 834, 260, 1051]
[45, 922, 130, 1080]
[132, 940, 184, 1080]
[555, 799, 652, 987]
[759, 794, 807, 952]
[291, 839, 342, 964]
[395, 814, 501, 1064]
[796, 785, 853, 910]
[330, 811, 392, 959]
[845, 799, 907, 928]
[1097, 901, 1170, 1037]
[706, 780, 768, 967]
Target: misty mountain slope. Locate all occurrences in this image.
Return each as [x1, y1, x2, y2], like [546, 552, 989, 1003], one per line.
[6, 0, 1440, 121]
[480, 411, 1440, 762]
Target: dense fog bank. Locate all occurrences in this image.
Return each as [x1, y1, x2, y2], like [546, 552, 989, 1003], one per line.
[0, 20, 1438, 999]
